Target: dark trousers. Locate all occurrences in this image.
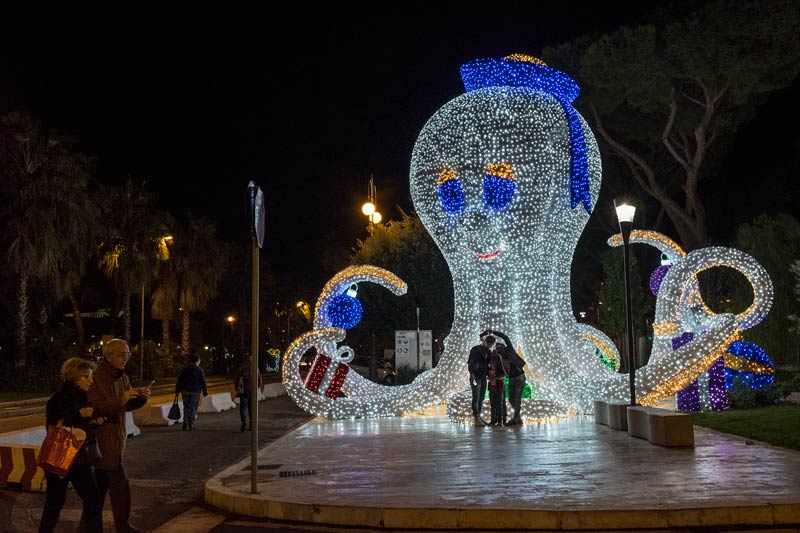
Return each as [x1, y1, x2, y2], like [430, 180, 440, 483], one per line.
[507, 374, 526, 421]
[94, 466, 132, 532]
[489, 380, 507, 425]
[39, 467, 102, 533]
[181, 391, 201, 429]
[470, 376, 487, 418]
[239, 393, 253, 429]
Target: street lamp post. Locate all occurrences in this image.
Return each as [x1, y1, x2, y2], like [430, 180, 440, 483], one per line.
[221, 314, 235, 372]
[361, 175, 381, 235]
[614, 199, 637, 406]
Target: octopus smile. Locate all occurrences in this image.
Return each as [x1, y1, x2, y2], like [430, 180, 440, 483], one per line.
[475, 248, 503, 261]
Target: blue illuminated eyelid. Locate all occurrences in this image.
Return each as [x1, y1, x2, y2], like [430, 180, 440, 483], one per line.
[482, 174, 516, 211]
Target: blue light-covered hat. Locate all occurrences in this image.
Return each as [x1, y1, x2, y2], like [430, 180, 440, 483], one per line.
[459, 54, 591, 214]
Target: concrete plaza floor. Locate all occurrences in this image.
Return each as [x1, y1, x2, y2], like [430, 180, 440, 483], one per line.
[205, 407, 800, 532]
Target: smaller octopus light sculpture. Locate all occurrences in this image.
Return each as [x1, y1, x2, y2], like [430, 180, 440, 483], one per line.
[282, 54, 773, 421]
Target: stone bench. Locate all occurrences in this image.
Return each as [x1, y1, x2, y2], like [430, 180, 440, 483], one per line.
[593, 400, 630, 431]
[627, 405, 694, 447]
[198, 392, 237, 413]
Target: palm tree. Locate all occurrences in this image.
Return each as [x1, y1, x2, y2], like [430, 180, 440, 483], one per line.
[0, 112, 101, 365]
[98, 179, 173, 342]
[151, 269, 178, 346]
[168, 214, 229, 358]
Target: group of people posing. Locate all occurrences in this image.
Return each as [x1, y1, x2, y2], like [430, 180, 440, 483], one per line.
[467, 329, 527, 427]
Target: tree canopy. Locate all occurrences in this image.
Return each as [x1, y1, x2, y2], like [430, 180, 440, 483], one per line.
[544, 0, 800, 251]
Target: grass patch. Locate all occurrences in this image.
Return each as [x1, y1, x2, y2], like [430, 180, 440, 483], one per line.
[0, 391, 48, 403]
[691, 404, 800, 452]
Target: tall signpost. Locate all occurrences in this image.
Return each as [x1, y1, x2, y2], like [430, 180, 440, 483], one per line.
[248, 181, 265, 494]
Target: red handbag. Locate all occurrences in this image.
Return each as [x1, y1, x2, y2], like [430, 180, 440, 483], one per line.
[36, 420, 86, 479]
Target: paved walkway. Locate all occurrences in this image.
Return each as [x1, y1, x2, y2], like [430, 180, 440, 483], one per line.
[206, 408, 800, 532]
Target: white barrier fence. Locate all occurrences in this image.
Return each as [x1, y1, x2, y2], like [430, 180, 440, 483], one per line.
[198, 392, 237, 413]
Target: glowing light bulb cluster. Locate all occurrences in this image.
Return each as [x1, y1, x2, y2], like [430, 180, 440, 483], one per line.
[326, 293, 363, 329]
[281, 55, 774, 422]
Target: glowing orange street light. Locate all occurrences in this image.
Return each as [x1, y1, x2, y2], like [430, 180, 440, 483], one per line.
[361, 175, 381, 235]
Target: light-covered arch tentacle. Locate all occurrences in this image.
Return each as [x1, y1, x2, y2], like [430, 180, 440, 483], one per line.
[306, 265, 410, 400]
[609, 232, 772, 334]
[651, 246, 773, 344]
[282, 327, 349, 417]
[634, 247, 773, 403]
[576, 323, 621, 373]
[637, 315, 739, 406]
[313, 265, 407, 329]
[281, 326, 432, 418]
[608, 230, 713, 317]
[608, 230, 686, 262]
[284, 265, 479, 418]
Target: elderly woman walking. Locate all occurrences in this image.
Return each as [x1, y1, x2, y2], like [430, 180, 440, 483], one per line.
[39, 357, 105, 533]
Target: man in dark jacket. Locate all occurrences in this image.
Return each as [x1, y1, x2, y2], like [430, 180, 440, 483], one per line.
[467, 334, 494, 426]
[175, 353, 208, 431]
[82, 338, 150, 533]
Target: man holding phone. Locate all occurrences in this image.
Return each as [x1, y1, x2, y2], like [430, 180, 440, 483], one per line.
[79, 338, 150, 533]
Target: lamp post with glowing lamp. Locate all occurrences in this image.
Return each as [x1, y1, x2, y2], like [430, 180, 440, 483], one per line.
[221, 314, 236, 359]
[614, 199, 637, 406]
[361, 175, 381, 235]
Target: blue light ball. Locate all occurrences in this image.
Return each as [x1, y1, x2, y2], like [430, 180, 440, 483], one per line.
[327, 294, 363, 329]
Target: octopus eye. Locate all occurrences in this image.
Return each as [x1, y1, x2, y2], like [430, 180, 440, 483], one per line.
[437, 168, 465, 215]
[483, 162, 516, 211]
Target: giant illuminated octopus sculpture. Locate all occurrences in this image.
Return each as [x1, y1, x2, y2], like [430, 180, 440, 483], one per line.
[282, 54, 773, 421]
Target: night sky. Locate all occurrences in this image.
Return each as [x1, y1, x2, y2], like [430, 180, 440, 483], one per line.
[2, 3, 797, 289]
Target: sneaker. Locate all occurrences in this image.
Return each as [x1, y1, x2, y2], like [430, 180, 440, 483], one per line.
[474, 417, 487, 426]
